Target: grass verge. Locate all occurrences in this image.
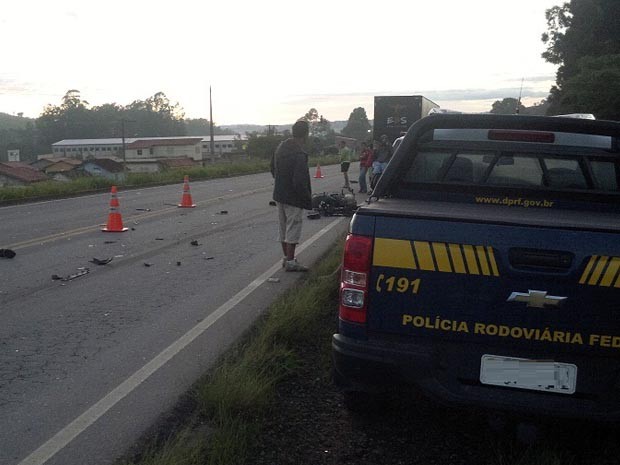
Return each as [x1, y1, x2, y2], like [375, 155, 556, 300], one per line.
[0, 154, 340, 203]
[118, 239, 343, 465]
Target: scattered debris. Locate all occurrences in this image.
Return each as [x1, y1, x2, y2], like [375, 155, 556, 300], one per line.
[51, 268, 90, 282]
[269, 201, 277, 206]
[176, 261, 182, 266]
[104, 241, 116, 244]
[131, 227, 136, 231]
[267, 277, 280, 283]
[204, 256, 215, 260]
[190, 240, 201, 246]
[135, 208, 152, 211]
[155, 238, 165, 241]
[89, 257, 113, 265]
[217, 210, 228, 215]
[0, 249, 16, 259]
[143, 262, 153, 267]
[163, 203, 178, 207]
[307, 212, 321, 220]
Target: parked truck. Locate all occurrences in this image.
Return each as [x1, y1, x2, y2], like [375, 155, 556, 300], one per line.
[373, 95, 439, 145]
[333, 113, 620, 420]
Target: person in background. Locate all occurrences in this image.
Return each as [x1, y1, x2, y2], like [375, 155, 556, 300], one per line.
[358, 141, 373, 194]
[338, 140, 353, 190]
[371, 135, 393, 190]
[270, 120, 312, 272]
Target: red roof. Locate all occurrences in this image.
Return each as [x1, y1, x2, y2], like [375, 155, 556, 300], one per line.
[0, 162, 49, 183]
[127, 138, 203, 150]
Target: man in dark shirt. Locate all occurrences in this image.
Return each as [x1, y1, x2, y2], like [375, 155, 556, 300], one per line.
[270, 120, 312, 271]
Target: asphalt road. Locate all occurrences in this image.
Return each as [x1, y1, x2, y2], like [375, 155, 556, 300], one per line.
[0, 166, 356, 465]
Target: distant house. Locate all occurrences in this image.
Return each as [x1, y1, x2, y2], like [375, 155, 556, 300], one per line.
[44, 158, 83, 182]
[0, 162, 49, 187]
[81, 158, 126, 181]
[125, 138, 204, 161]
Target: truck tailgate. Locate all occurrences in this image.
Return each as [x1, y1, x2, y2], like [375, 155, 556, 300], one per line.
[367, 213, 620, 355]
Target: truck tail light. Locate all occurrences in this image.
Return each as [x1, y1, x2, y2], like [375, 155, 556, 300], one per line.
[488, 129, 555, 143]
[340, 234, 373, 324]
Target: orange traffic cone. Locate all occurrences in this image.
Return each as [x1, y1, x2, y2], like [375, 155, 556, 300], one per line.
[313, 164, 324, 178]
[102, 186, 128, 232]
[178, 175, 196, 208]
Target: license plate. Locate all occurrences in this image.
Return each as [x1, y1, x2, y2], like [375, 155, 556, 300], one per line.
[480, 355, 577, 395]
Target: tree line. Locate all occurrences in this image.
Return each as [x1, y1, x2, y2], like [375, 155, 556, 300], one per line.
[0, 90, 233, 162]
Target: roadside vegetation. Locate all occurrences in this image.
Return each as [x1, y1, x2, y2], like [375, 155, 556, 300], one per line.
[0, 154, 340, 203]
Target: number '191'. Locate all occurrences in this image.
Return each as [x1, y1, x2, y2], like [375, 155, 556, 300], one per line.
[376, 274, 421, 294]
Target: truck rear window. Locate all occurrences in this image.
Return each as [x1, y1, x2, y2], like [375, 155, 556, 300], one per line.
[404, 151, 619, 192]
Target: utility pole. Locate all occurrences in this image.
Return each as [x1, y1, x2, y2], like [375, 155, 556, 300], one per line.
[120, 119, 136, 164]
[209, 86, 215, 156]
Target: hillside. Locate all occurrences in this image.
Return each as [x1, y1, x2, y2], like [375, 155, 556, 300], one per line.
[0, 112, 34, 131]
[221, 120, 351, 135]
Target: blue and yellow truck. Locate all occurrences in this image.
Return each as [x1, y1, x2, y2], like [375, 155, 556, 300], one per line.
[333, 113, 620, 419]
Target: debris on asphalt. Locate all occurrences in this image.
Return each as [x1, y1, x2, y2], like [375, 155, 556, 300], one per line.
[204, 256, 214, 260]
[217, 210, 228, 215]
[131, 227, 136, 231]
[269, 201, 277, 206]
[0, 249, 16, 259]
[155, 238, 164, 241]
[104, 241, 117, 244]
[135, 208, 152, 211]
[267, 277, 280, 283]
[190, 240, 201, 246]
[176, 261, 182, 266]
[89, 257, 113, 265]
[307, 212, 321, 220]
[51, 268, 90, 281]
[143, 262, 153, 267]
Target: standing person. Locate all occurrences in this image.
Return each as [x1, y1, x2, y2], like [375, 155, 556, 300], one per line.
[270, 120, 312, 272]
[338, 140, 353, 190]
[371, 134, 393, 190]
[358, 141, 373, 194]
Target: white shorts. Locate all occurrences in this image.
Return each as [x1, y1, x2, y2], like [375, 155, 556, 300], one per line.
[277, 203, 303, 244]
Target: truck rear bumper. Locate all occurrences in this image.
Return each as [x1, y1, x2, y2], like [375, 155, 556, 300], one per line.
[332, 333, 620, 421]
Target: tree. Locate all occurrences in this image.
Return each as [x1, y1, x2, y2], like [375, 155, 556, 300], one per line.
[341, 107, 371, 142]
[541, 0, 620, 115]
[490, 98, 526, 115]
[558, 54, 620, 120]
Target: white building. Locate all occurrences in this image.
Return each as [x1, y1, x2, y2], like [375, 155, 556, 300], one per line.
[50, 135, 245, 161]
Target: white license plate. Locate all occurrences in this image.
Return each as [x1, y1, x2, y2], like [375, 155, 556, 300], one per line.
[480, 355, 577, 395]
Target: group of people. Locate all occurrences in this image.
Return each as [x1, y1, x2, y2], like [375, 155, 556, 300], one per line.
[270, 121, 394, 272]
[340, 135, 393, 193]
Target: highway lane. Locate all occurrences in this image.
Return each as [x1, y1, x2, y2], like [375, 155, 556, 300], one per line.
[0, 166, 356, 465]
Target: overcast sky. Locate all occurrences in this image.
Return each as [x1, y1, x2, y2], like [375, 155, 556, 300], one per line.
[1, 0, 562, 125]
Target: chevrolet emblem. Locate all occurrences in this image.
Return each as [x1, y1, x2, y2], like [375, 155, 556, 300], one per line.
[507, 290, 567, 308]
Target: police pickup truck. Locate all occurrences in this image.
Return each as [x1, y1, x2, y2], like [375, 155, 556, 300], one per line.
[333, 114, 620, 419]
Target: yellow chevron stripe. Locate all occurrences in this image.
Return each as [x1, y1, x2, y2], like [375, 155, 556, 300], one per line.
[432, 242, 452, 272]
[414, 241, 435, 271]
[448, 244, 467, 274]
[373, 238, 417, 269]
[372, 238, 500, 277]
[463, 245, 480, 275]
[579, 256, 597, 284]
[487, 247, 500, 277]
[588, 256, 609, 286]
[476, 246, 491, 276]
[600, 257, 620, 287]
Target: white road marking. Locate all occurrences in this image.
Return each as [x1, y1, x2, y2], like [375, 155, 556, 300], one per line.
[16, 217, 346, 465]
